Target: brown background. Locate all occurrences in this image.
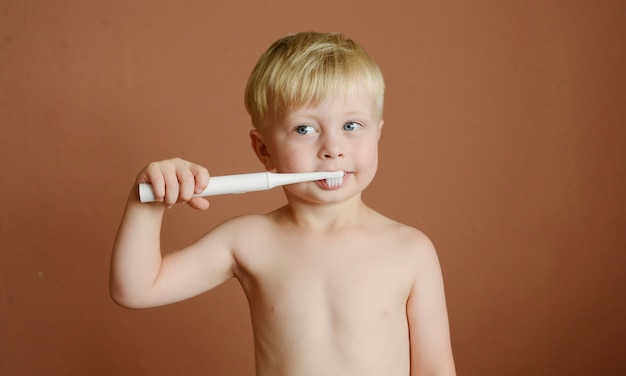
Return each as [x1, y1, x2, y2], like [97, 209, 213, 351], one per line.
[1, 0, 624, 375]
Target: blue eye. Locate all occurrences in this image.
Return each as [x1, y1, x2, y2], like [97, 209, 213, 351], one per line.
[343, 122, 362, 131]
[295, 125, 315, 135]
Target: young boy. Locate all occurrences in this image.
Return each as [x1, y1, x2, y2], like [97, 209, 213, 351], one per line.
[111, 32, 455, 375]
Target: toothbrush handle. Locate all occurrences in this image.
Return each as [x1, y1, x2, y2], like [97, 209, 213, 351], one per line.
[138, 172, 270, 203]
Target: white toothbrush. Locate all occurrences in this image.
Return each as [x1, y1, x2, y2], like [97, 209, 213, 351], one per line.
[138, 171, 345, 203]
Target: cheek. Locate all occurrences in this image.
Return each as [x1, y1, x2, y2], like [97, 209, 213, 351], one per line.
[272, 148, 310, 171]
[356, 140, 380, 168]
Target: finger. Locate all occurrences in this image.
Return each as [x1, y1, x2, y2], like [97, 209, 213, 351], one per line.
[187, 197, 210, 210]
[189, 163, 210, 194]
[177, 169, 196, 203]
[138, 162, 166, 202]
[163, 170, 180, 207]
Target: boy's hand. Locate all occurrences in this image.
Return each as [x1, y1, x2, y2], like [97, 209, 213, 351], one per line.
[136, 158, 210, 210]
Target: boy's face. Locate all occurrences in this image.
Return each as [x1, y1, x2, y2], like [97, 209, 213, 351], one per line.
[250, 89, 383, 203]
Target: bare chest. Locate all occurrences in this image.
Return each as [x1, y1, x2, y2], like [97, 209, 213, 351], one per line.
[237, 233, 415, 322]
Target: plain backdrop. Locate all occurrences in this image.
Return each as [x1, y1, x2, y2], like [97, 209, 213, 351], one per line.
[1, 0, 625, 375]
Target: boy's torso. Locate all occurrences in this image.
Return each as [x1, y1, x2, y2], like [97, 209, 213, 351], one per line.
[228, 206, 422, 375]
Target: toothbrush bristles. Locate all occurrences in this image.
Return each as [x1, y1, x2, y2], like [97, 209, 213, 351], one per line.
[325, 176, 343, 187]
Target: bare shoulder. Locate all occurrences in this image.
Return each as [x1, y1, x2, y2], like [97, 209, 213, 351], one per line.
[208, 209, 286, 252]
[370, 210, 437, 258]
[209, 211, 276, 242]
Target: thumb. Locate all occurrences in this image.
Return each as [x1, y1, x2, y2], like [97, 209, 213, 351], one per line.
[187, 197, 210, 211]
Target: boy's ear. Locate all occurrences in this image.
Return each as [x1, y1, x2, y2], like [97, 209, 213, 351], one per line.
[377, 120, 384, 140]
[250, 129, 275, 171]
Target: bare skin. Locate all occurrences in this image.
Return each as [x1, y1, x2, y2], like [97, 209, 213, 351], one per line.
[110, 92, 455, 375]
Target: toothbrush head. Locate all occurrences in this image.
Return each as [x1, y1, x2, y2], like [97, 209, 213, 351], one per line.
[324, 171, 345, 187]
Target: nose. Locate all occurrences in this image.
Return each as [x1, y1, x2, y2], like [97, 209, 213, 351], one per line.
[318, 134, 344, 159]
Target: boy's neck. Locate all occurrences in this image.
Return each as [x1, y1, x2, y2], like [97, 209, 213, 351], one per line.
[279, 194, 370, 233]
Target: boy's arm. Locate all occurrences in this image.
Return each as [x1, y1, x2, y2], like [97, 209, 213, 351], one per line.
[407, 236, 456, 375]
[110, 159, 236, 309]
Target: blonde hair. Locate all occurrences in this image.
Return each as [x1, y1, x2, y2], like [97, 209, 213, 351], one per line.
[244, 32, 385, 129]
